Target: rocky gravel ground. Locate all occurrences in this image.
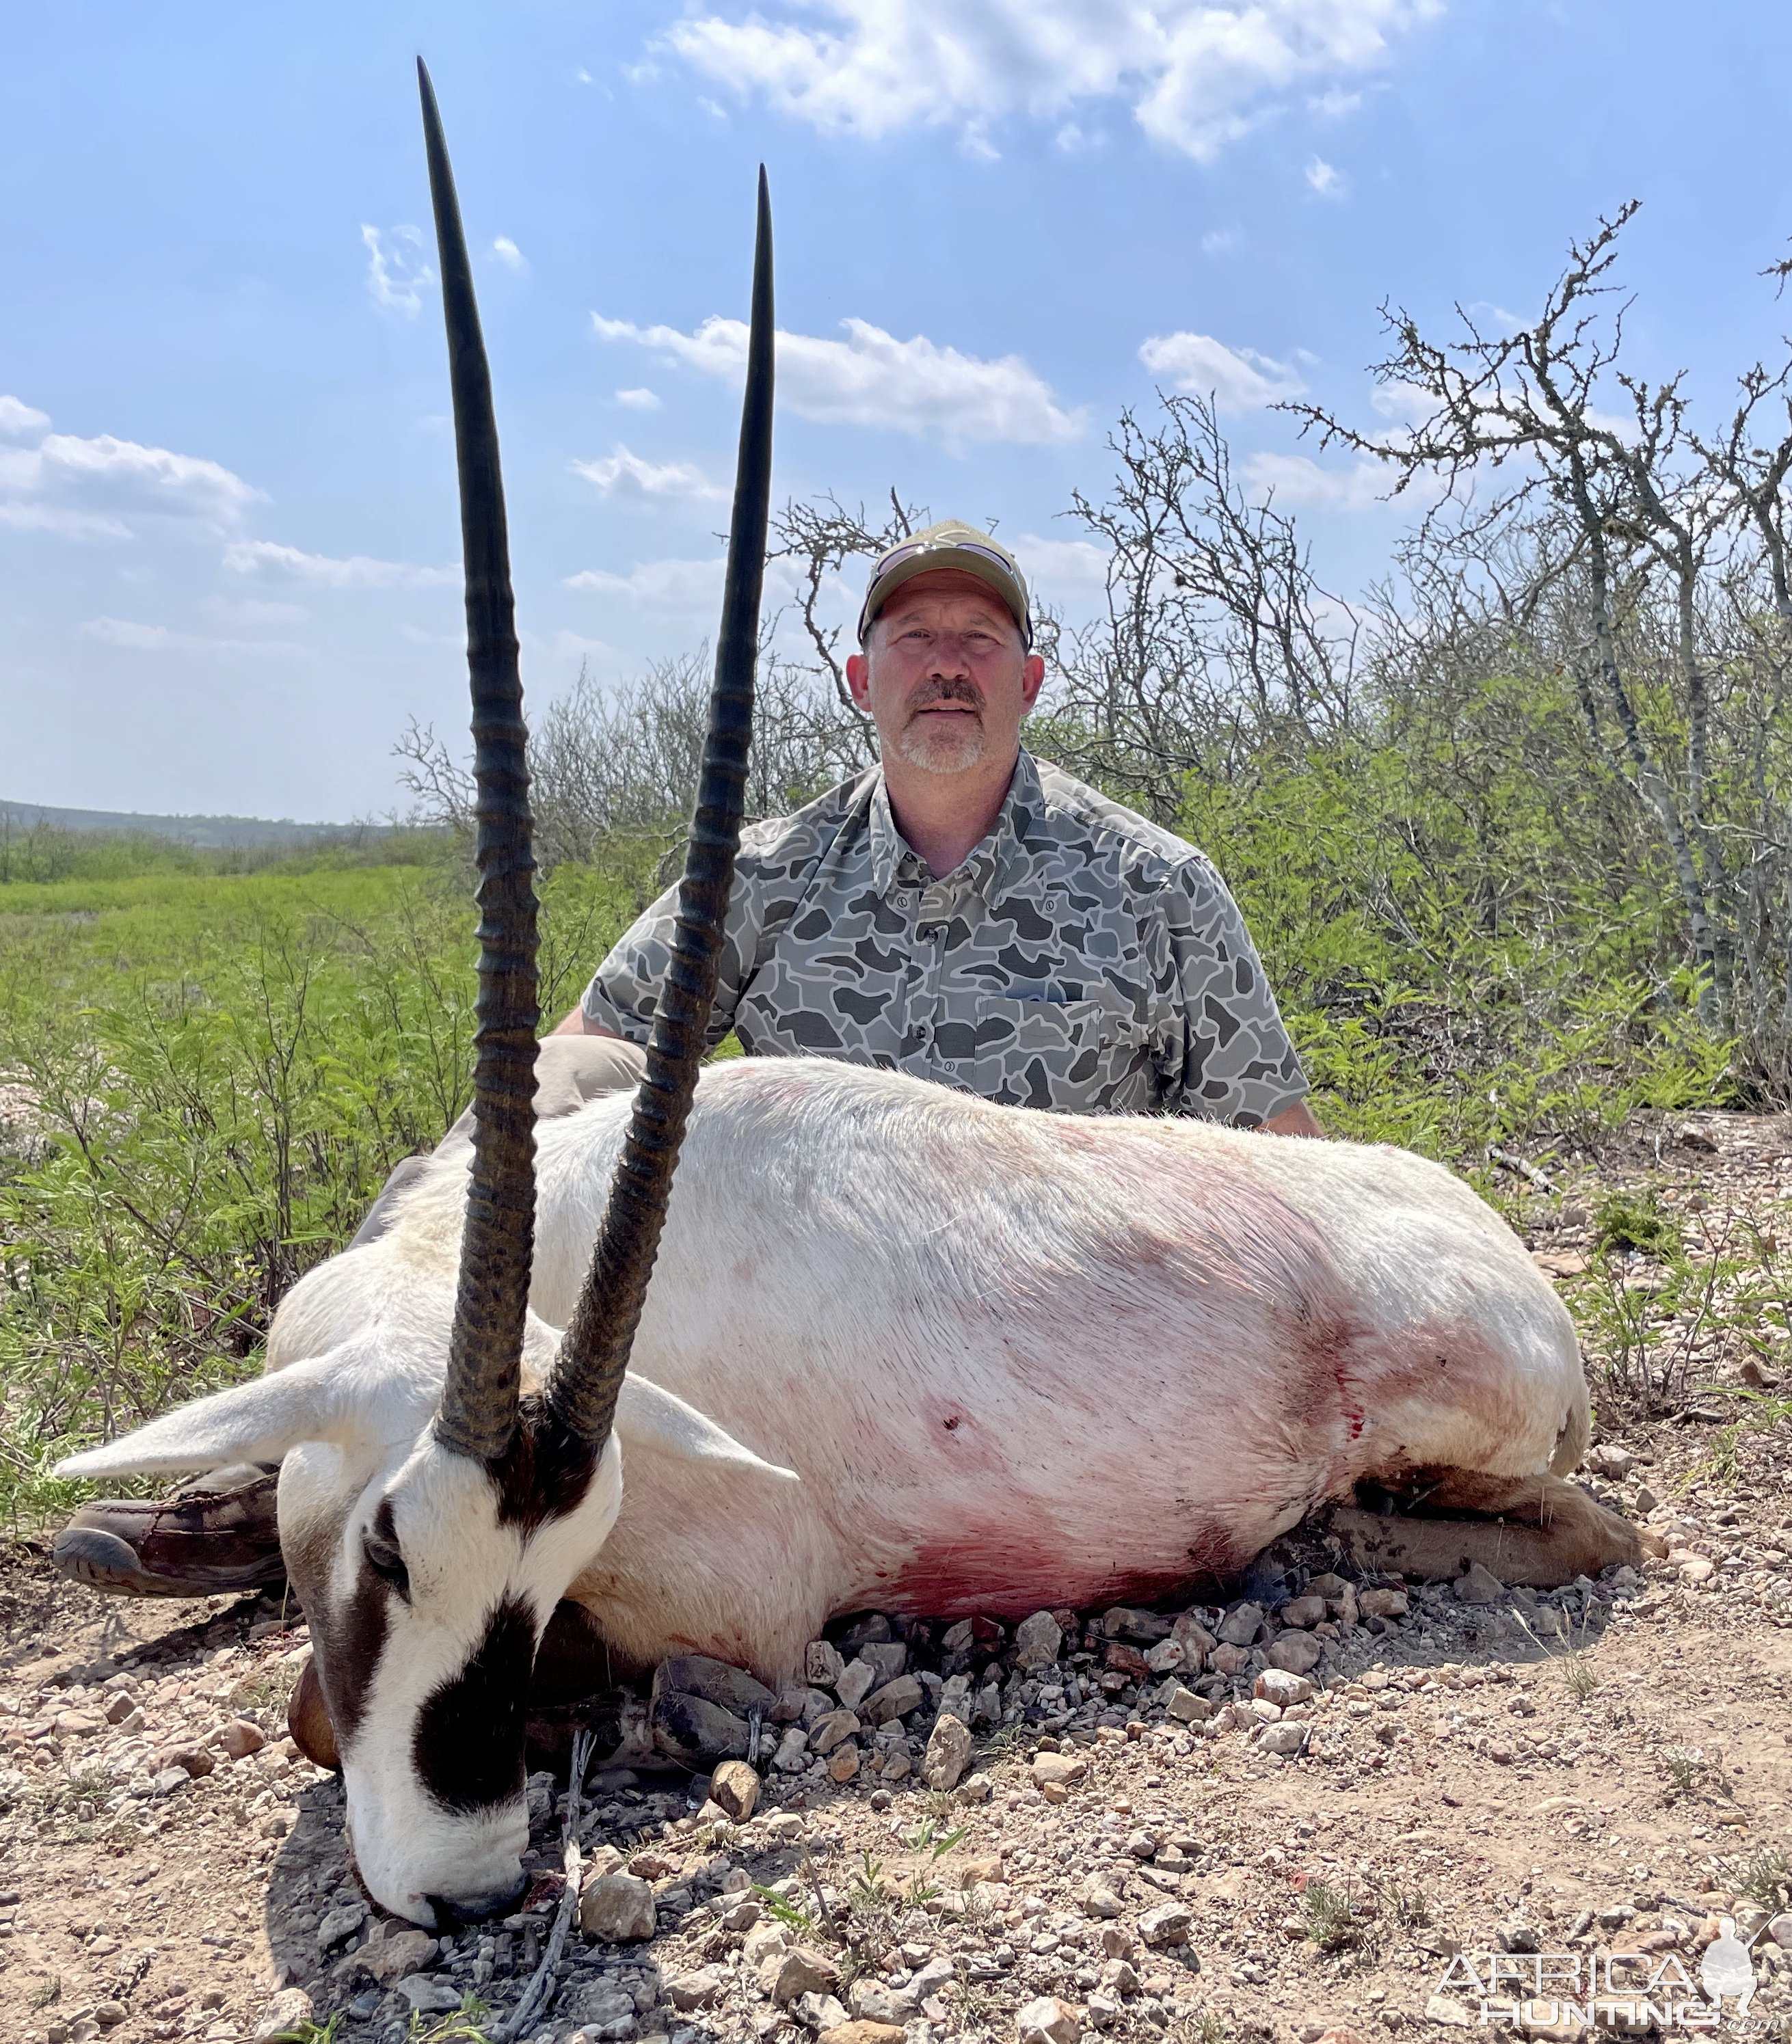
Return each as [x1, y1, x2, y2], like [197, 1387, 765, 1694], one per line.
[3, 1110, 1790, 2044]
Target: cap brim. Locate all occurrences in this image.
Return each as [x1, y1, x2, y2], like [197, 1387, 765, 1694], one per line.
[859, 550, 1031, 648]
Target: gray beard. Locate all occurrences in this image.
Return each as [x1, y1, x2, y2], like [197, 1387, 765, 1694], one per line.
[896, 714, 987, 773]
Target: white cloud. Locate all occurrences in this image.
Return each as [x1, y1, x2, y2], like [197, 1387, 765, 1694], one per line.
[0, 394, 52, 438]
[362, 224, 433, 317]
[571, 446, 726, 502]
[662, 0, 1439, 161]
[1138, 332, 1305, 411]
[563, 556, 726, 607]
[204, 595, 309, 626]
[594, 311, 1082, 448]
[1310, 86, 1363, 116]
[222, 539, 456, 587]
[615, 387, 662, 410]
[491, 236, 527, 271]
[82, 615, 302, 655]
[1015, 533, 1111, 606]
[0, 500, 132, 540]
[1200, 227, 1240, 256]
[1242, 450, 1389, 511]
[1305, 154, 1345, 197]
[0, 409, 259, 539]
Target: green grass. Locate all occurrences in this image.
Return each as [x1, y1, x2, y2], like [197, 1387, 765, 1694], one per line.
[0, 844, 640, 1522]
[3, 669, 1761, 1517]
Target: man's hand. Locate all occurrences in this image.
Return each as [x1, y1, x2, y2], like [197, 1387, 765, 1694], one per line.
[1263, 1100, 1324, 1138]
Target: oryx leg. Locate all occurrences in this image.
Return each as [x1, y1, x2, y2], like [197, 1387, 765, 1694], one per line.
[1328, 1466, 1642, 1587]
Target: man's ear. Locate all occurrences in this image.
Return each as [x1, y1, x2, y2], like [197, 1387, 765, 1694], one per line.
[1020, 650, 1047, 712]
[56, 1358, 363, 1480]
[844, 649, 873, 712]
[614, 1374, 799, 1481]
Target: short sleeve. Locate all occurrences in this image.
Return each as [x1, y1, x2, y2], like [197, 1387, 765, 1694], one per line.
[580, 861, 768, 1051]
[1149, 854, 1307, 1128]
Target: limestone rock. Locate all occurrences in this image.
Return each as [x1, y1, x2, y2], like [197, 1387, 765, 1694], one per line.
[362, 1929, 438, 1985]
[922, 1712, 974, 1791]
[806, 1640, 846, 1689]
[1259, 1721, 1309, 1757]
[1162, 1683, 1211, 1724]
[656, 1652, 777, 1717]
[862, 1673, 924, 1724]
[580, 1872, 658, 1943]
[218, 1718, 266, 1760]
[395, 1974, 461, 2015]
[860, 1641, 908, 1682]
[1455, 1561, 1504, 1605]
[1014, 1611, 1064, 1669]
[762, 1944, 839, 2006]
[566, 1980, 638, 2037]
[809, 1708, 861, 1756]
[1017, 1995, 1082, 2044]
[665, 1965, 726, 2011]
[709, 1759, 760, 1823]
[1102, 1606, 1171, 1643]
[1255, 1668, 1314, 1707]
[1032, 1749, 1087, 1788]
[317, 1900, 366, 1951]
[651, 1689, 750, 1764]
[820, 2023, 907, 2044]
[1217, 1602, 1263, 1646]
[1359, 1587, 1408, 1619]
[250, 1991, 315, 2043]
[1139, 1902, 1192, 1946]
[1266, 1633, 1323, 1676]
[835, 1658, 879, 1711]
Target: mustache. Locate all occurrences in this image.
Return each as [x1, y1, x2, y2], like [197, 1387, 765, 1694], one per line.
[907, 680, 984, 714]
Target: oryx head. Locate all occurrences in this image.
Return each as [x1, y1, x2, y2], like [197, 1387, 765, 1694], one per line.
[57, 62, 779, 1927]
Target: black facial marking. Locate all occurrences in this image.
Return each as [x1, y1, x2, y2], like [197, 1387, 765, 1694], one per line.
[490, 1396, 599, 1531]
[362, 1496, 412, 1600]
[413, 1594, 537, 1811]
[328, 1557, 394, 1743]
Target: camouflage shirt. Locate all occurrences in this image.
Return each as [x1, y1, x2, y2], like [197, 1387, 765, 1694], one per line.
[580, 749, 1307, 1125]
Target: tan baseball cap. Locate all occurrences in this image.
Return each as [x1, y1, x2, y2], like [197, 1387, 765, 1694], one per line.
[857, 520, 1032, 649]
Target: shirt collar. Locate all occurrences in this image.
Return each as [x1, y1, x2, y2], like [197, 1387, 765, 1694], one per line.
[868, 749, 1043, 900]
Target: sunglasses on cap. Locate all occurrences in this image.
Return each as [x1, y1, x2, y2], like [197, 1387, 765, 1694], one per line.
[871, 537, 1019, 581]
[860, 537, 1032, 647]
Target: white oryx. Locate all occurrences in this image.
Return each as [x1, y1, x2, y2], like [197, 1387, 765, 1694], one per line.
[59, 68, 1636, 1930]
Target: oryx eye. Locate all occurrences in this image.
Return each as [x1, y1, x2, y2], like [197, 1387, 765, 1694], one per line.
[362, 1528, 411, 1600]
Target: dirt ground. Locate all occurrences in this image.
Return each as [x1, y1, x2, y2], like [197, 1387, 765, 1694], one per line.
[3, 1113, 1789, 2044]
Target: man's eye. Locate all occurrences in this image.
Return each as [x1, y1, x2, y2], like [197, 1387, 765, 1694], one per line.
[362, 1531, 411, 1598]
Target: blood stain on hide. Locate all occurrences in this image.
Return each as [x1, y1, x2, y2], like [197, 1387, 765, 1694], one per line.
[887, 1516, 1248, 1620]
[414, 1594, 536, 1812]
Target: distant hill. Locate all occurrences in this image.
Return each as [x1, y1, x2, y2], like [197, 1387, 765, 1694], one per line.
[0, 800, 385, 850]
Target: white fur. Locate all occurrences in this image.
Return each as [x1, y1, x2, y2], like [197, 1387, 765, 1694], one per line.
[57, 1058, 1588, 1923]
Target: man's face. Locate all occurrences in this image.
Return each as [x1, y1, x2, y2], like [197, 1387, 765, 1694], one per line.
[845, 569, 1045, 776]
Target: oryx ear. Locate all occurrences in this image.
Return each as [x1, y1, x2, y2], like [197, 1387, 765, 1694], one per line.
[56, 1358, 361, 1480]
[615, 1374, 799, 1481]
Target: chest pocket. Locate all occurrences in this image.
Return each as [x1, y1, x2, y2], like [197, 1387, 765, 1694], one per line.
[946, 986, 1147, 1110]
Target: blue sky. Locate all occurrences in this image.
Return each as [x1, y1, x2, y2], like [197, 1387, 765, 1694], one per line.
[5, 1, 1791, 820]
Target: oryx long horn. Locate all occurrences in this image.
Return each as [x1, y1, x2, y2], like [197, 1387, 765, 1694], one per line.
[547, 170, 774, 1449]
[418, 58, 540, 1466]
